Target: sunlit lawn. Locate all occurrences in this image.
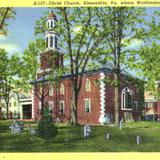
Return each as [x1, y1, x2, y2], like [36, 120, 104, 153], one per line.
[0, 120, 160, 152]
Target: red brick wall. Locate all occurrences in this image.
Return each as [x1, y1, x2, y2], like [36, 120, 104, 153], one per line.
[34, 72, 141, 124]
[77, 73, 100, 124]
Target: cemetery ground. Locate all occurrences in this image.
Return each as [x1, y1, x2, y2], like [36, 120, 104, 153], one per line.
[0, 120, 160, 152]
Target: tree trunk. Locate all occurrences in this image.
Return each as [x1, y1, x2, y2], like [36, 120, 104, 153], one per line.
[6, 102, 9, 119]
[114, 73, 120, 127]
[70, 83, 78, 126]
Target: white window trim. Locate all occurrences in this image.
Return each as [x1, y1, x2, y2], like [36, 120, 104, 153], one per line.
[49, 86, 53, 96]
[85, 79, 91, 92]
[48, 101, 53, 109]
[39, 102, 42, 111]
[84, 98, 91, 113]
[48, 101, 53, 113]
[60, 83, 65, 95]
[121, 87, 133, 111]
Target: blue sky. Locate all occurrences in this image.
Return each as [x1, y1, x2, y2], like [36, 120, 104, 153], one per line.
[0, 7, 159, 56]
[0, 8, 48, 55]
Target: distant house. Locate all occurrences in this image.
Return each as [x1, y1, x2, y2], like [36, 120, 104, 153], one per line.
[0, 91, 33, 120]
[0, 91, 20, 119]
[33, 12, 144, 124]
[144, 91, 158, 121]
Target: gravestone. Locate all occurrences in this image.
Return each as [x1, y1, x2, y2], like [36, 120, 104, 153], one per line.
[106, 133, 111, 140]
[84, 124, 91, 138]
[55, 117, 60, 123]
[9, 121, 21, 134]
[136, 135, 141, 145]
[105, 114, 111, 124]
[19, 122, 24, 131]
[28, 124, 36, 135]
[119, 119, 123, 130]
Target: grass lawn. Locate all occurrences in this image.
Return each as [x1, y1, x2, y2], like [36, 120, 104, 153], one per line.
[0, 120, 160, 152]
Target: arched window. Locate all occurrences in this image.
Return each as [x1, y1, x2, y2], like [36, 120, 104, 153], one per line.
[85, 79, 91, 92]
[60, 83, 64, 95]
[121, 87, 133, 110]
[49, 86, 53, 96]
[50, 36, 53, 48]
[47, 22, 50, 28]
[55, 36, 57, 49]
[51, 21, 53, 28]
[46, 37, 48, 48]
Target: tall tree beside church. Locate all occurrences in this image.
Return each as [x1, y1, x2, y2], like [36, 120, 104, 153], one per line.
[98, 7, 147, 126]
[0, 49, 22, 118]
[0, 7, 15, 35]
[128, 10, 160, 98]
[0, 7, 15, 96]
[20, 39, 45, 89]
[35, 8, 104, 125]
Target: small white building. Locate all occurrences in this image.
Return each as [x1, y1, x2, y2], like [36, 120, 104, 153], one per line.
[0, 91, 33, 120]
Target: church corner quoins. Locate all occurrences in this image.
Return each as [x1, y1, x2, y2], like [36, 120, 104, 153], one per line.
[99, 72, 106, 124]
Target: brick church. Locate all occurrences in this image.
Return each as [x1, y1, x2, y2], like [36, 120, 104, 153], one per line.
[33, 12, 144, 124]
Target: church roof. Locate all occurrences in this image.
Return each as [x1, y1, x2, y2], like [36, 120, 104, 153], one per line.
[33, 67, 143, 85]
[33, 67, 112, 83]
[47, 11, 56, 18]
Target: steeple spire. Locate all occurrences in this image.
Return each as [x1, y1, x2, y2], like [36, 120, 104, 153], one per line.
[45, 11, 58, 50]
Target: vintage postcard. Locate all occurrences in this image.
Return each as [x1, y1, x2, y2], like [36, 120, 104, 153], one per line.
[0, 0, 160, 160]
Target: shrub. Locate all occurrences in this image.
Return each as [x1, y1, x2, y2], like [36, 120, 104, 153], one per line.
[37, 105, 57, 138]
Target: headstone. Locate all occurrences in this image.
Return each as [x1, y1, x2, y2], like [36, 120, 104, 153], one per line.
[28, 124, 36, 135]
[106, 133, 111, 140]
[56, 117, 60, 123]
[9, 121, 21, 134]
[136, 135, 141, 145]
[105, 114, 111, 124]
[119, 119, 123, 130]
[19, 122, 24, 131]
[64, 139, 69, 142]
[84, 124, 91, 138]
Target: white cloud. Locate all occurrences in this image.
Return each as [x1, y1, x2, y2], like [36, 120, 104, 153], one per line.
[0, 43, 20, 53]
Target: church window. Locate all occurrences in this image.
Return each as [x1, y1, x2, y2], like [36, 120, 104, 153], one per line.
[121, 87, 133, 110]
[85, 79, 91, 92]
[50, 36, 53, 47]
[55, 36, 57, 49]
[60, 83, 64, 95]
[84, 98, 91, 113]
[51, 21, 53, 28]
[59, 100, 64, 114]
[48, 101, 53, 114]
[46, 37, 48, 48]
[49, 86, 53, 96]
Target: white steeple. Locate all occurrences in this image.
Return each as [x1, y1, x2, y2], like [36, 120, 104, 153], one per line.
[45, 11, 58, 50]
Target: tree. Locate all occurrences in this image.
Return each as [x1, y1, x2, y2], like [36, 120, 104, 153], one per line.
[136, 43, 160, 98]
[0, 49, 22, 118]
[0, 7, 15, 35]
[35, 8, 104, 125]
[98, 7, 146, 126]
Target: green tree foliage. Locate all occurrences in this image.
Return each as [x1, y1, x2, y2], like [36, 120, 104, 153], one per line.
[20, 39, 45, 91]
[37, 105, 57, 138]
[0, 7, 15, 35]
[0, 49, 22, 118]
[137, 43, 160, 98]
